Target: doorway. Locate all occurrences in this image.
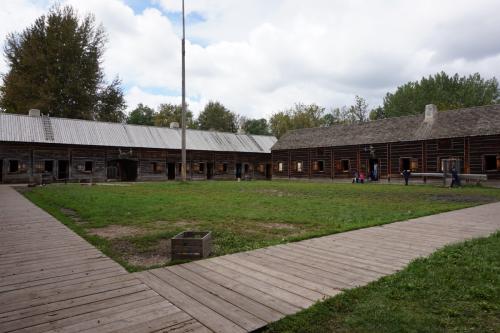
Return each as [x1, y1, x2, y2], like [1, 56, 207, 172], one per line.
[369, 158, 380, 181]
[108, 159, 138, 181]
[207, 163, 214, 180]
[266, 163, 272, 179]
[57, 160, 69, 180]
[167, 163, 176, 180]
[235, 163, 242, 179]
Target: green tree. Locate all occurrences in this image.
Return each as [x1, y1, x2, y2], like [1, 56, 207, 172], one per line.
[95, 78, 126, 122]
[241, 118, 270, 135]
[376, 72, 500, 119]
[269, 111, 293, 139]
[154, 103, 195, 128]
[0, 5, 125, 121]
[197, 101, 238, 132]
[127, 103, 155, 126]
[269, 103, 325, 138]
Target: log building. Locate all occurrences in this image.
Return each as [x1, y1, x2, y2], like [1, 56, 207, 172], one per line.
[271, 104, 500, 182]
[0, 111, 276, 184]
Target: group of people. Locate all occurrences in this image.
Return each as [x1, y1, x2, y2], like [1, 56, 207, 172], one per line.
[353, 166, 462, 187]
[352, 171, 366, 183]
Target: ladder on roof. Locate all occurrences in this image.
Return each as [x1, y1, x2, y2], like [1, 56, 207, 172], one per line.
[42, 115, 54, 141]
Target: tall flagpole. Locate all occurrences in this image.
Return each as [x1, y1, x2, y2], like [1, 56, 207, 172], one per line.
[181, 0, 187, 181]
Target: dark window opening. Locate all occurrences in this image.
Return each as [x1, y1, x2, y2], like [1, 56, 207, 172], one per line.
[401, 158, 418, 172]
[400, 158, 410, 171]
[223, 163, 228, 172]
[84, 161, 93, 172]
[484, 155, 498, 171]
[152, 162, 162, 173]
[313, 160, 325, 172]
[9, 160, 19, 173]
[341, 159, 350, 172]
[44, 160, 53, 173]
[199, 163, 205, 172]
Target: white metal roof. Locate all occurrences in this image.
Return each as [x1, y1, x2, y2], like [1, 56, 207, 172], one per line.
[0, 113, 276, 153]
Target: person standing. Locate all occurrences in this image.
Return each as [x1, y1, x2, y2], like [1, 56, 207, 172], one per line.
[451, 167, 461, 187]
[401, 169, 411, 186]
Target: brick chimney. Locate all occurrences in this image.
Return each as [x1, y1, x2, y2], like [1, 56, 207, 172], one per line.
[424, 104, 438, 123]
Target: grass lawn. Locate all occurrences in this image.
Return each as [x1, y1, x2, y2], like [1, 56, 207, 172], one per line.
[265, 232, 500, 333]
[23, 181, 500, 271]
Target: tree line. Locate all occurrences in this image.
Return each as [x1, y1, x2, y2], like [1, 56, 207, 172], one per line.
[1, 5, 499, 139]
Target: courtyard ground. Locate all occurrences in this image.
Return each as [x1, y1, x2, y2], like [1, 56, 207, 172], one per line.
[23, 181, 500, 271]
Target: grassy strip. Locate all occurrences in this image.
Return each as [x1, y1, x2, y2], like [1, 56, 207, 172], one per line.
[22, 181, 500, 271]
[265, 232, 500, 333]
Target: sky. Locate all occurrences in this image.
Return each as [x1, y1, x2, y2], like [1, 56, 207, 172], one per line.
[1, 0, 500, 118]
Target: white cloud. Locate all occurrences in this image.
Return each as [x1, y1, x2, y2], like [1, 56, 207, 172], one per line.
[2, 0, 500, 118]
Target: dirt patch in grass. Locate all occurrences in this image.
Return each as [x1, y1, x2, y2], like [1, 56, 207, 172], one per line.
[152, 220, 199, 229]
[60, 207, 85, 224]
[111, 238, 171, 268]
[88, 225, 147, 239]
[253, 189, 295, 197]
[261, 222, 299, 230]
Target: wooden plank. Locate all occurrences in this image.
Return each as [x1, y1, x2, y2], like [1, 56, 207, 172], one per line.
[184, 263, 299, 316]
[243, 250, 356, 288]
[227, 253, 341, 297]
[0, 284, 150, 324]
[212, 257, 326, 301]
[0, 292, 163, 333]
[168, 265, 283, 323]
[50, 301, 178, 333]
[196, 260, 313, 309]
[153, 268, 266, 331]
[137, 271, 246, 333]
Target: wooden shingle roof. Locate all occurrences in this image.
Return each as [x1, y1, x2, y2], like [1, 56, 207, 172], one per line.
[272, 104, 500, 150]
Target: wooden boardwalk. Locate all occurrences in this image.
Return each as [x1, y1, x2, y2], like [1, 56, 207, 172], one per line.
[1, 185, 499, 332]
[0, 186, 208, 333]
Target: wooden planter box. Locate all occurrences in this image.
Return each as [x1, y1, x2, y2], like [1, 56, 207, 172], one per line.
[171, 231, 212, 260]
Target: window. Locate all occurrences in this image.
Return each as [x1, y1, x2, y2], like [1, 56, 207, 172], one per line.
[151, 162, 162, 173]
[295, 161, 303, 172]
[278, 162, 284, 172]
[257, 164, 265, 173]
[484, 155, 499, 171]
[341, 159, 350, 172]
[440, 158, 461, 173]
[84, 161, 93, 172]
[217, 163, 228, 173]
[8, 160, 19, 173]
[313, 160, 325, 172]
[44, 160, 53, 173]
[192, 162, 203, 173]
[401, 158, 418, 172]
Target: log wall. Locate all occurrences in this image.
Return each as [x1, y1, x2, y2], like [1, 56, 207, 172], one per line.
[0, 143, 272, 184]
[272, 134, 500, 182]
